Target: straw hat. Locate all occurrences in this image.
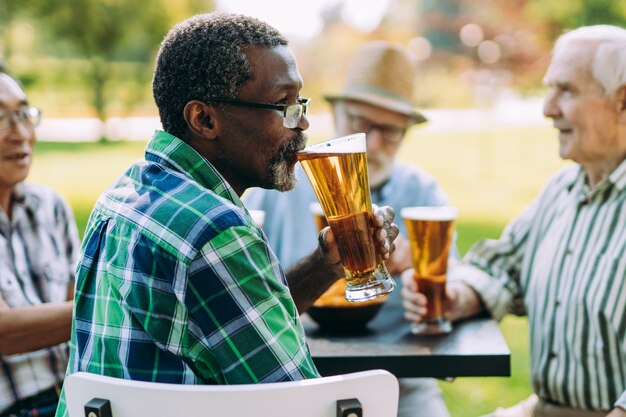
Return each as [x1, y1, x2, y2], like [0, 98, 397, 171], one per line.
[324, 40, 427, 125]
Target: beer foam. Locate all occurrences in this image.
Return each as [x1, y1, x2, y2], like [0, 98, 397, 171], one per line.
[401, 206, 458, 221]
[300, 133, 366, 154]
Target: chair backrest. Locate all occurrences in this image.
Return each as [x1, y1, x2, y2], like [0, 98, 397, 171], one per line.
[65, 370, 398, 417]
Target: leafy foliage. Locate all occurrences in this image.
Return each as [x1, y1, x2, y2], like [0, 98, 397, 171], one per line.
[21, 0, 171, 128]
[526, 0, 626, 38]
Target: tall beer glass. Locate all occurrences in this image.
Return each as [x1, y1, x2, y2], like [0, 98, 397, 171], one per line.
[401, 206, 457, 334]
[297, 133, 395, 302]
[309, 202, 386, 308]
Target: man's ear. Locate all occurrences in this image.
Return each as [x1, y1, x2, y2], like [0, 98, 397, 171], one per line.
[184, 100, 219, 139]
[616, 85, 626, 123]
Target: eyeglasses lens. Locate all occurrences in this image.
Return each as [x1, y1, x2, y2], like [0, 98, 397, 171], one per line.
[0, 108, 41, 131]
[284, 104, 303, 128]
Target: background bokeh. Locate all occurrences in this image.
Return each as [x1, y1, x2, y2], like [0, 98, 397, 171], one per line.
[3, 0, 626, 124]
[2, 1, 625, 416]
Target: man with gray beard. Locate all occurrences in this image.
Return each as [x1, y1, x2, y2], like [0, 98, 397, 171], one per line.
[54, 13, 400, 417]
[245, 40, 455, 417]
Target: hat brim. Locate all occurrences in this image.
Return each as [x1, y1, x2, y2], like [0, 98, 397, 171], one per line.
[323, 93, 428, 125]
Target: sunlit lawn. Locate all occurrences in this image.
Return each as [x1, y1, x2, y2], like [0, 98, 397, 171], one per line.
[30, 124, 567, 417]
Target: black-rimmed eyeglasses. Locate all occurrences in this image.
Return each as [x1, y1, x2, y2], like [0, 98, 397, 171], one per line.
[210, 97, 310, 128]
[0, 107, 41, 132]
[346, 112, 406, 147]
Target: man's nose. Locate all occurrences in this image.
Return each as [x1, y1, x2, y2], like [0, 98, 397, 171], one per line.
[297, 113, 310, 131]
[543, 90, 561, 119]
[365, 128, 385, 152]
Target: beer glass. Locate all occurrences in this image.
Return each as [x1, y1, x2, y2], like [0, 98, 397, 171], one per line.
[297, 133, 395, 302]
[401, 206, 457, 335]
[309, 201, 386, 308]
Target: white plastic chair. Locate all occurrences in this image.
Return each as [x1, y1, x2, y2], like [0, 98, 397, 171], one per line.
[65, 369, 398, 417]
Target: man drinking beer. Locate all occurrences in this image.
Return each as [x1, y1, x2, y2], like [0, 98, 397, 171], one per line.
[54, 12, 399, 417]
[245, 40, 455, 417]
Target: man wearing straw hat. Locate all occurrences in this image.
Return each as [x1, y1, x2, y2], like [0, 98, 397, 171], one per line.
[246, 40, 454, 417]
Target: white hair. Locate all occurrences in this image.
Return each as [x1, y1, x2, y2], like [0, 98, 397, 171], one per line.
[554, 25, 626, 95]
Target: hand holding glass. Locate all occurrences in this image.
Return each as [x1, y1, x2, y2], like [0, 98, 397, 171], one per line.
[297, 133, 395, 302]
[401, 206, 457, 335]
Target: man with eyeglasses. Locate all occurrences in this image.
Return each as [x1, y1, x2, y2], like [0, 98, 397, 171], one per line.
[0, 71, 79, 417]
[54, 13, 400, 417]
[245, 41, 455, 417]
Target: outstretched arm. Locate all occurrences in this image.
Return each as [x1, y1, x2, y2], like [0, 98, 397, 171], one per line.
[0, 296, 73, 355]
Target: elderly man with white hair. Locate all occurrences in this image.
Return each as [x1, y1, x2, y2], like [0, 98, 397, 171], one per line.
[402, 24, 626, 417]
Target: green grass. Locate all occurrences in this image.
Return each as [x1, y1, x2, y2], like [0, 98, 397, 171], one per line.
[30, 125, 565, 416]
[31, 140, 147, 234]
[441, 315, 532, 416]
[447, 220, 533, 416]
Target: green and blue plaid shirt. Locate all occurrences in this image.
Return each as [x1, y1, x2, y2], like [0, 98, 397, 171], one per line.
[55, 130, 318, 417]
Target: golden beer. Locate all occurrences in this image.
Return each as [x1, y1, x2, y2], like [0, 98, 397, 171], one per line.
[309, 202, 385, 308]
[401, 206, 457, 334]
[297, 133, 395, 302]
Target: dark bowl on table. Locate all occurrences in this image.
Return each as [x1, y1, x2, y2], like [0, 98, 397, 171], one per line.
[307, 301, 385, 334]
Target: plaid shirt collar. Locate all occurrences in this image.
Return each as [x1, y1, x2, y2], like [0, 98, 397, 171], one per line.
[146, 130, 244, 209]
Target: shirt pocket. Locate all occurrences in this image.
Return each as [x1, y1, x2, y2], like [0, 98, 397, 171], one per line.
[0, 264, 27, 306]
[39, 258, 73, 302]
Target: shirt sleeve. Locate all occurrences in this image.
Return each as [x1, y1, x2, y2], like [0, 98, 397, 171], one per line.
[182, 225, 319, 384]
[448, 199, 539, 321]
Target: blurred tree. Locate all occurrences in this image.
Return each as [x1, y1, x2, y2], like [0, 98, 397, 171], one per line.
[418, 0, 466, 52]
[526, 0, 626, 40]
[0, 0, 27, 63]
[26, 0, 178, 138]
[161, 0, 215, 25]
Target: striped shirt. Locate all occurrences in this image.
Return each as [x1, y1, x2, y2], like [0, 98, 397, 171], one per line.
[450, 159, 626, 412]
[0, 183, 79, 413]
[55, 130, 318, 417]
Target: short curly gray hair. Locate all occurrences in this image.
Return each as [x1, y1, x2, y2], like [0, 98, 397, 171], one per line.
[152, 12, 288, 139]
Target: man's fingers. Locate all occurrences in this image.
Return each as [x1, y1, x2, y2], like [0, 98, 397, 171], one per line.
[318, 227, 331, 253]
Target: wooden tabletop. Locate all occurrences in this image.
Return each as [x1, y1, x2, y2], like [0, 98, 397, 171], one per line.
[301, 289, 511, 378]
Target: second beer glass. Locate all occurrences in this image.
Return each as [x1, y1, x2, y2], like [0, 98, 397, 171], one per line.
[401, 206, 457, 334]
[297, 133, 396, 302]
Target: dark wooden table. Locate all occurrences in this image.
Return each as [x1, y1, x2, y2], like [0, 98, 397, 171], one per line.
[302, 289, 511, 378]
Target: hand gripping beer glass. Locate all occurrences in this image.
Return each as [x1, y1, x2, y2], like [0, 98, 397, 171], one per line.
[297, 133, 396, 302]
[309, 201, 387, 307]
[401, 206, 458, 335]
